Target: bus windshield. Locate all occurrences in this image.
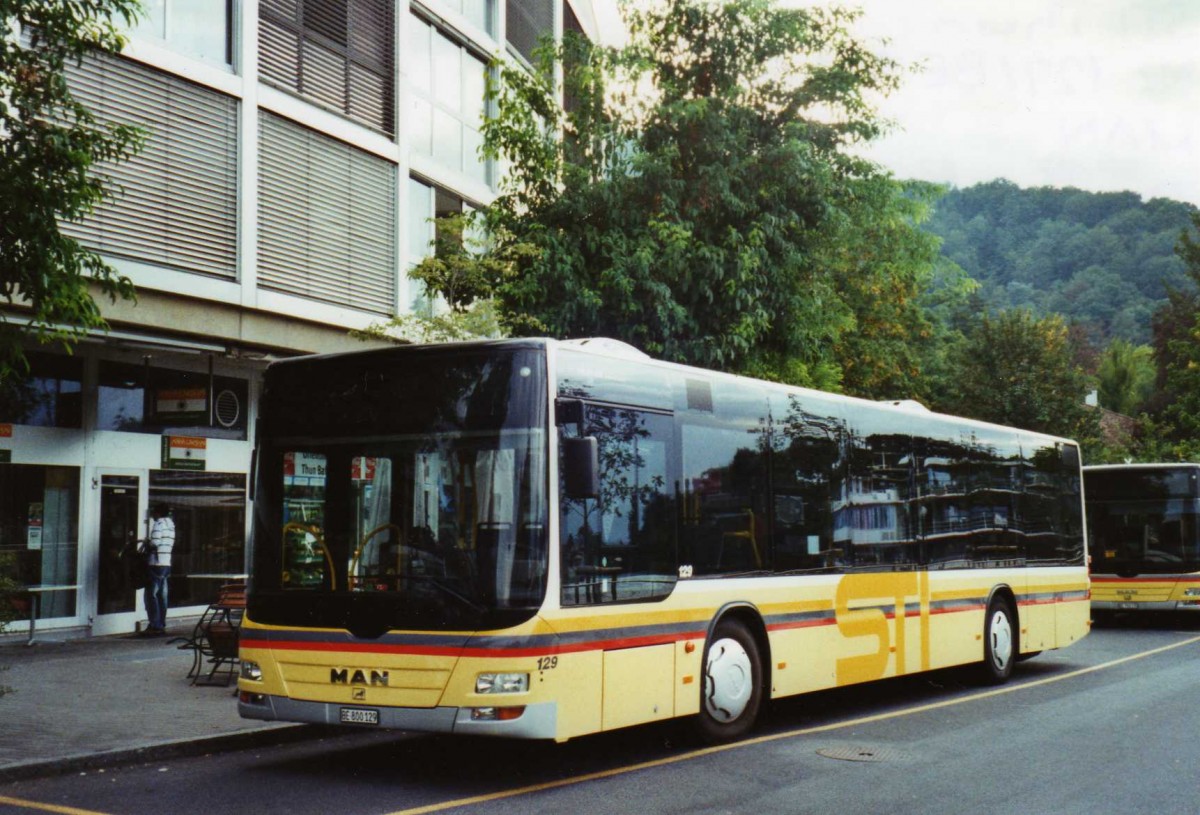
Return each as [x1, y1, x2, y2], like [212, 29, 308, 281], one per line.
[250, 345, 549, 635]
[1085, 467, 1200, 574]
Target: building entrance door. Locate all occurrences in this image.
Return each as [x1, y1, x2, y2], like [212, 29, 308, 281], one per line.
[93, 473, 146, 636]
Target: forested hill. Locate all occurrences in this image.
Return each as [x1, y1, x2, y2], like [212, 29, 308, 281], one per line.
[923, 180, 1198, 345]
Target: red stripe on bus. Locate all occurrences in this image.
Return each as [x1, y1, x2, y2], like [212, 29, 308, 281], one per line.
[927, 604, 987, 615]
[239, 630, 709, 659]
[1091, 576, 1193, 584]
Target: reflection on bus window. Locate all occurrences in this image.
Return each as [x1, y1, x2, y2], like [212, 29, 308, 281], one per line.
[282, 451, 328, 588]
[560, 407, 675, 605]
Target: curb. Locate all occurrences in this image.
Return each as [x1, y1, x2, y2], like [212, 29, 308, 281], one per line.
[0, 724, 352, 785]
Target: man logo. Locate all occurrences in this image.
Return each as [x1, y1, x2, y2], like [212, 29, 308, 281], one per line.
[353, 688, 366, 701]
[330, 668, 390, 686]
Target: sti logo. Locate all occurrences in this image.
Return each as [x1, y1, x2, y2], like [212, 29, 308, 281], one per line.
[330, 668, 390, 687]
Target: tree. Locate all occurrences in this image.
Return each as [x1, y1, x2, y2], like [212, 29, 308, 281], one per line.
[0, 0, 144, 384]
[1155, 213, 1200, 449]
[825, 178, 945, 399]
[1096, 338, 1154, 416]
[923, 182, 1195, 347]
[454, 0, 934, 389]
[354, 213, 536, 344]
[940, 309, 1097, 442]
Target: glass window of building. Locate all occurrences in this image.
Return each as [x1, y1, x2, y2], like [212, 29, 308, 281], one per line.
[407, 180, 478, 313]
[439, 0, 495, 35]
[0, 465, 80, 620]
[0, 353, 82, 429]
[407, 176, 435, 312]
[259, 0, 396, 134]
[408, 16, 490, 185]
[97, 361, 249, 439]
[149, 470, 247, 608]
[132, 0, 234, 65]
[507, 0, 555, 65]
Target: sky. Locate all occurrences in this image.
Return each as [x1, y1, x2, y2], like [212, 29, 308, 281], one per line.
[848, 0, 1200, 206]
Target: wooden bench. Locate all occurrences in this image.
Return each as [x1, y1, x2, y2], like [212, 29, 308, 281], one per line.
[182, 582, 246, 687]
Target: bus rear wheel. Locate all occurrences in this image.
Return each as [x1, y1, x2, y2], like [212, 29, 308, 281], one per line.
[695, 619, 763, 743]
[979, 597, 1016, 684]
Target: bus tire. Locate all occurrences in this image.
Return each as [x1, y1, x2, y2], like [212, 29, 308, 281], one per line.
[979, 596, 1016, 684]
[695, 618, 763, 743]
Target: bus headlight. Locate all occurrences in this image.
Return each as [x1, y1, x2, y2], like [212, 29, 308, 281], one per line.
[475, 672, 529, 694]
[1184, 588, 1200, 597]
[240, 660, 263, 681]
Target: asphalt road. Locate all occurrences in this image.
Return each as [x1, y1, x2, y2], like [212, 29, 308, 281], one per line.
[3, 615, 1199, 815]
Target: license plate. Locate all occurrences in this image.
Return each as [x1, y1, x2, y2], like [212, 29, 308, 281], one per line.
[1118, 602, 1137, 610]
[340, 707, 380, 725]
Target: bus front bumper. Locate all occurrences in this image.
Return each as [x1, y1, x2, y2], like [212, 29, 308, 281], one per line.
[238, 693, 558, 740]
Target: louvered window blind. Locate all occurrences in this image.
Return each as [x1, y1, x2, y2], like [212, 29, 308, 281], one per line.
[257, 112, 397, 315]
[259, 0, 395, 135]
[63, 55, 238, 280]
[506, 0, 555, 65]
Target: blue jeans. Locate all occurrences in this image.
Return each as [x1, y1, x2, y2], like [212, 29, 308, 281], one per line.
[145, 566, 171, 630]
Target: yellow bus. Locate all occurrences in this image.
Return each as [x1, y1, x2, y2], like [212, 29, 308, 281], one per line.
[237, 337, 1090, 742]
[1084, 463, 1200, 616]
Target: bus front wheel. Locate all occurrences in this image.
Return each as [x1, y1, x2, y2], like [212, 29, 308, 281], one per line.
[695, 619, 763, 743]
[979, 597, 1016, 684]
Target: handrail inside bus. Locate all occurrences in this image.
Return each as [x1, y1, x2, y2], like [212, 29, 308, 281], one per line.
[349, 523, 404, 590]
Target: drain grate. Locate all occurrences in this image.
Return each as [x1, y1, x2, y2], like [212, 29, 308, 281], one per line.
[816, 745, 897, 763]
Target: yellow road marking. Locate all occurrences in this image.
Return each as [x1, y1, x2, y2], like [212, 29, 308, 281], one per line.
[0, 796, 113, 815]
[385, 634, 1200, 815]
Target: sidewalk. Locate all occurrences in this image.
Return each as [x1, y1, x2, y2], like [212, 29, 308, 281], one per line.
[0, 621, 332, 784]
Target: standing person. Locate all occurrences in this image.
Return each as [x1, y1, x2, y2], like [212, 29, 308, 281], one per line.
[141, 504, 175, 636]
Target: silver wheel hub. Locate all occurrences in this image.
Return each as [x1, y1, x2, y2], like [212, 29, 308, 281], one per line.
[989, 610, 1013, 671]
[704, 637, 753, 722]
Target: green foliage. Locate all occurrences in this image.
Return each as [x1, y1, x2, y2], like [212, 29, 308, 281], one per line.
[938, 309, 1098, 443]
[1155, 213, 1200, 446]
[457, 0, 938, 389]
[925, 180, 1196, 346]
[352, 300, 506, 345]
[0, 0, 144, 384]
[825, 179, 946, 399]
[1096, 339, 1154, 416]
[354, 213, 541, 344]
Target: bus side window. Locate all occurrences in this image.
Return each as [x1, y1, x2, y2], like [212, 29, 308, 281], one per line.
[559, 406, 676, 605]
[680, 392, 770, 576]
[769, 392, 845, 572]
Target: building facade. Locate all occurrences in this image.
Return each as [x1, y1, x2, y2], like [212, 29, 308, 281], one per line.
[1, 0, 615, 639]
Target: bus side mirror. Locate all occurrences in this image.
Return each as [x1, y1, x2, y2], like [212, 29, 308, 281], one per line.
[563, 437, 600, 499]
